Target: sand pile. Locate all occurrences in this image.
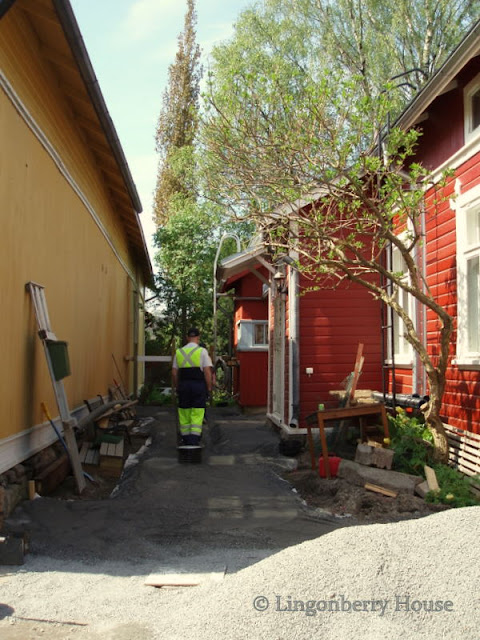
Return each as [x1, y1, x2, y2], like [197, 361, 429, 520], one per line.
[159, 507, 479, 640]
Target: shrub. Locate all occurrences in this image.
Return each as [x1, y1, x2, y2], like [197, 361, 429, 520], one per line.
[388, 408, 434, 476]
[138, 384, 172, 406]
[425, 466, 480, 508]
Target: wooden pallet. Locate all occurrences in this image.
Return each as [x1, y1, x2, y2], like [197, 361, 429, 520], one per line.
[444, 423, 480, 477]
[79, 442, 100, 466]
[99, 439, 125, 474]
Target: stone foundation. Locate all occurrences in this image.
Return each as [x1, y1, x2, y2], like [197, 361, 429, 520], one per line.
[0, 442, 65, 530]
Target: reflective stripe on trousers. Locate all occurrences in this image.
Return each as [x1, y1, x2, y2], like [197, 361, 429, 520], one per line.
[178, 408, 204, 435]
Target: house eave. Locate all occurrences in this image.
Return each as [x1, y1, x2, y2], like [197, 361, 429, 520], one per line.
[396, 20, 480, 130]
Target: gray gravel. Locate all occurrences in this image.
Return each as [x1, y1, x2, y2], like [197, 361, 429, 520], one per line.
[0, 408, 478, 638]
[1, 507, 478, 639]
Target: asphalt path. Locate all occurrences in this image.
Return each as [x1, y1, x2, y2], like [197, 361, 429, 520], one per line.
[0, 405, 345, 639]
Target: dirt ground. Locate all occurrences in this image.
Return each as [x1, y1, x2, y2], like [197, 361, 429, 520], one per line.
[47, 427, 445, 524]
[285, 451, 448, 522]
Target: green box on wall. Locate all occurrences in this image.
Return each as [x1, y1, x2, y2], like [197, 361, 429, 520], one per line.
[46, 340, 71, 381]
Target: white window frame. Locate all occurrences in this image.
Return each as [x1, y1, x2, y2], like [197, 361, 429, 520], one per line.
[464, 73, 480, 144]
[236, 320, 269, 351]
[387, 235, 414, 366]
[455, 182, 480, 366]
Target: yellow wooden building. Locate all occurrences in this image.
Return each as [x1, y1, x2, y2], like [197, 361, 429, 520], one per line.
[0, 0, 152, 475]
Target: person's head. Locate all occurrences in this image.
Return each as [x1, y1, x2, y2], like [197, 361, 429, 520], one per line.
[187, 327, 200, 343]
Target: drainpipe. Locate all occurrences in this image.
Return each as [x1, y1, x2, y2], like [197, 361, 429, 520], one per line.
[288, 265, 300, 427]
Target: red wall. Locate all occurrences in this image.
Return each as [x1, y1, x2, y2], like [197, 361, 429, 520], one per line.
[298, 276, 383, 425]
[230, 269, 268, 407]
[393, 154, 480, 435]
[413, 57, 480, 171]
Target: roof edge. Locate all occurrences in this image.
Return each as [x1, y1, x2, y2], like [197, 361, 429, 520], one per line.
[52, 0, 143, 215]
[396, 20, 480, 130]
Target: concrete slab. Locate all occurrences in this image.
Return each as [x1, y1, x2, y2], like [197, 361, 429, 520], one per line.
[338, 459, 423, 494]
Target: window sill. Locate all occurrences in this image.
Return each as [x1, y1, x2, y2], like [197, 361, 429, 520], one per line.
[384, 360, 413, 369]
[452, 358, 480, 370]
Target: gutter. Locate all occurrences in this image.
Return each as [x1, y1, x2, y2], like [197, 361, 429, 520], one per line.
[50, 0, 153, 284]
[396, 19, 480, 130]
[52, 0, 142, 214]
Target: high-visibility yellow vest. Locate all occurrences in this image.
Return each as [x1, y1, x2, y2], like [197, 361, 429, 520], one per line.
[176, 345, 202, 368]
[176, 345, 204, 381]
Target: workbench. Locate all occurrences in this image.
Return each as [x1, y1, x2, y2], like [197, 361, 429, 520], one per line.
[306, 403, 390, 478]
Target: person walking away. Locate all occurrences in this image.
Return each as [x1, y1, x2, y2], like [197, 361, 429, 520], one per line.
[172, 327, 213, 445]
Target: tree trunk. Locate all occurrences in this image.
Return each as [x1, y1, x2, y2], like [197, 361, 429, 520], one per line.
[423, 378, 449, 463]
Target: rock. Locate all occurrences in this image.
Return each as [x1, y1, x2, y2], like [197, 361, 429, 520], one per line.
[12, 464, 27, 482]
[415, 480, 430, 499]
[338, 459, 423, 495]
[354, 444, 373, 466]
[371, 447, 394, 470]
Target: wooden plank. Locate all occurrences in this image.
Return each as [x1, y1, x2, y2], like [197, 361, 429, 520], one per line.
[145, 569, 226, 588]
[444, 423, 480, 443]
[315, 403, 385, 421]
[448, 444, 480, 466]
[448, 454, 480, 476]
[424, 466, 440, 492]
[79, 442, 90, 464]
[348, 344, 364, 405]
[85, 448, 99, 466]
[445, 431, 480, 449]
[364, 483, 398, 498]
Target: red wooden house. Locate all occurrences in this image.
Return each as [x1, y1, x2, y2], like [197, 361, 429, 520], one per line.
[391, 20, 480, 439]
[218, 22, 480, 472]
[217, 243, 269, 410]
[217, 240, 383, 426]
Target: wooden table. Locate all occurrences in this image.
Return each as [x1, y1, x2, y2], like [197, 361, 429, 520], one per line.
[306, 403, 390, 478]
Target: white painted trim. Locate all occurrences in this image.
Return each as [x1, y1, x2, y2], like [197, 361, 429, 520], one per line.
[127, 355, 172, 362]
[463, 72, 480, 144]
[267, 412, 308, 435]
[0, 70, 137, 286]
[454, 181, 480, 365]
[0, 404, 90, 475]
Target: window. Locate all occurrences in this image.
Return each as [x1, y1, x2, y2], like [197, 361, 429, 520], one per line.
[237, 320, 269, 351]
[456, 183, 480, 365]
[387, 243, 414, 364]
[254, 322, 268, 346]
[464, 74, 480, 143]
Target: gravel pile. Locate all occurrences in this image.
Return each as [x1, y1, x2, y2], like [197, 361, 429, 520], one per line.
[158, 507, 479, 640]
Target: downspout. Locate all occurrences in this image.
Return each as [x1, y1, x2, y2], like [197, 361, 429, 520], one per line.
[288, 267, 300, 427]
[288, 235, 300, 428]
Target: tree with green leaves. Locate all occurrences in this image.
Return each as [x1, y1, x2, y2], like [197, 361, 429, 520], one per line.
[199, 0, 478, 459]
[153, 0, 202, 226]
[152, 0, 214, 347]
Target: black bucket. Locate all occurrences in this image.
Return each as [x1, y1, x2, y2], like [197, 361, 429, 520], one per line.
[177, 445, 203, 464]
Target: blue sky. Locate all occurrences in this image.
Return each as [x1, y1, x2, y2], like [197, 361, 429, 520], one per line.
[70, 0, 253, 262]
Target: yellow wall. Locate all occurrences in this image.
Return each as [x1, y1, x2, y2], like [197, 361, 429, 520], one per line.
[0, 11, 146, 442]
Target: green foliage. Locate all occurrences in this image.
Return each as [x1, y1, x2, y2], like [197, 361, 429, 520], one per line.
[388, 409, 480, 507]
[211, 388, 237, 407]
[138, 384, 173, 406]
[425, 466, 480, 508]
[388, 408, 434, 475]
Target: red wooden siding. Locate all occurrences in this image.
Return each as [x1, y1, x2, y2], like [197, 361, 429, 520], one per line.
[298, 275, 383, 425]
[395, 152, 480, 434]
[229, 269, 268, 407]
[413, 58, 480, 171]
